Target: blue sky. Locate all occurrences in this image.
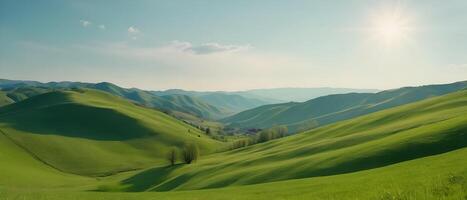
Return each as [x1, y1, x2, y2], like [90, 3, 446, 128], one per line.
[1, 0, 466, 91]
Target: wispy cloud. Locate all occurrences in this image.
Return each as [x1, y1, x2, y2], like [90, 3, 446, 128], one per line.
[172, 41, 251, 55]
[169, 41, 251, 55]
[128, 26, 141, 40]
[98, 25, 106, 30]
[79, 20, 92, 27]
[128, 26, 140, 34]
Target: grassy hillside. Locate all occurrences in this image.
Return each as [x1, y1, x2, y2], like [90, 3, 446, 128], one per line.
[1, 89, 466, 199]
[0, 89, 224, 176]
[198, 93, 269, 114]
[223, 81, 467, 132]
[0, 91, 14, 106]
[0, 130, 95, 189]
[110, 90, 467, 191]
[159, 94, 230, 119]
[2, 148, 465, 199]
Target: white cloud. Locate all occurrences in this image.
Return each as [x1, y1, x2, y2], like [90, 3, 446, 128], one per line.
[79, 20, 92, 27]
[128, 26, 140, 34]
[127, 26, 141, 39]
[168, 41, 251, 55]
[98, 25, 106, 30]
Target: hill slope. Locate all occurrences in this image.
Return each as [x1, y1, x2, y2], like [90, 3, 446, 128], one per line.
[0, 88, 466, 200]
[235, 87, 379, 102]
[198, 93, 269, 114]
[117, 90, 467, 190]
[0, 80, 230, 119]
[223, 81, 467, 132]
[0, 89, 224, 176]
[3, 148, 465, 199]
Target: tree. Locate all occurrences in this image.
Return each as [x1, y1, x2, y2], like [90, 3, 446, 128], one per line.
[274, 125, 288, 138]
[258, 130, 272, 143]
[182, 143, 199, 164]
[257, 125, 289, 143]
[205, 127, 211, 135]
[166, 147, 177, 166]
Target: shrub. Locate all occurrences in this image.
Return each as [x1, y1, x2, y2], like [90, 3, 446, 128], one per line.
[182, 143, 199, 164]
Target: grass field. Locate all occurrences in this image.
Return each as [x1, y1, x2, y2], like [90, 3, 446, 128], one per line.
[0, 89, 466, 199]
[0, 89, 224, 177]
[1, 148, 465, 199]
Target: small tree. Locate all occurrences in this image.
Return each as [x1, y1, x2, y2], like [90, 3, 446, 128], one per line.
[205, 127, 211, 135]
[258, 130, 272, 143]
[182, 143, 199, 164]
[166, 147, 177, 166]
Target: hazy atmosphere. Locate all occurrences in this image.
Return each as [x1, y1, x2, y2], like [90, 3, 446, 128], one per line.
[1, 0, 466, 90]
[1, 1, 466, 200]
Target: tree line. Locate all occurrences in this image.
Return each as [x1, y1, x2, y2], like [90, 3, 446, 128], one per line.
[231, 125, 288, 149]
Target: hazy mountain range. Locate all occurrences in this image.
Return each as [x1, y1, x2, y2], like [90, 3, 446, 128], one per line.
[222, 81, 467, 132]
[0, 79, 378, 119]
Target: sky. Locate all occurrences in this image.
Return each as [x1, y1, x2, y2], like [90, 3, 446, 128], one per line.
[1, 0, 466, 91]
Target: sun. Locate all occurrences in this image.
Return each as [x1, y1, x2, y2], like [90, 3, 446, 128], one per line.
[369, 8, 413, 46]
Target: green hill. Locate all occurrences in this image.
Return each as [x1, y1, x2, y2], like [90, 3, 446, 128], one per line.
[0, 80, 231, 120]
[1, 89, 465, 200]
[3, 148, 465, 200]
[222, 81, 467, 132]
[0, 91, 14, 106]
[198, 93, 269, 114]
[234, 87, 379, 102]
[158, 94, 230, 119]
[112, 89, 467, 191]
[0, 89, 224, 176]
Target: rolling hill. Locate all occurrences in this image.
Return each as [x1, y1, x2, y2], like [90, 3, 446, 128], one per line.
[0, 89, 224, 176]
[197, 93, 269, 114]
[152, 90, 277, 113]
[3, 148, 465, 199]
[103, 89, 467, 191]
[0, 80, 231, 119]
[0, 91, 14, 106]
[222, 81, 467, 132]
[0, 88, 466, 200]
[234, 87, 379, 102]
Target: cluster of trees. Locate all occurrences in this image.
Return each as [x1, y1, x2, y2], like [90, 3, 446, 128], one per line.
[257, 125, 288, 143]
[166, 143, 200, 166]
[231, 138, 251, 149]
[229, 125, 289, 150]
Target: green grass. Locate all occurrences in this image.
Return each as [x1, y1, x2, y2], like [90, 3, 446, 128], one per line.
[0, 89, 225, 176]
[102, 90, 467, 191]
[0, 89, 466, 199]
[0, 91, 14, 106]
[1, 148, 466, 199]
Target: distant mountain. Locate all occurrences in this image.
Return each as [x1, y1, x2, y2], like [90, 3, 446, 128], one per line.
[152, 89, 276, 113]
[222, 81, 467, 132]
[158, 94, 230, 119]
[197, 93, 269, 114]
[0, 79, 380, 120]
[235, 87, 380, 102]
[151, 87, 380, 112]
[0, 80, 228, 119]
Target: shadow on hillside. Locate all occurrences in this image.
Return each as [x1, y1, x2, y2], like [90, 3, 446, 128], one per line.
[119, 164, 184, 192]
[0, 103, 155, 140]
[247, 126, 467, 186]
